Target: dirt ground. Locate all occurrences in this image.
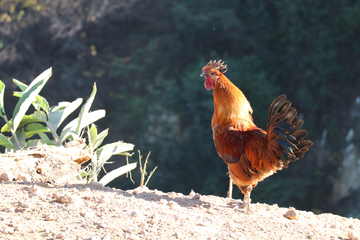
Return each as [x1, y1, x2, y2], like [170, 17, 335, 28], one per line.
[0, 181, 359, 240]
[0, 144, 359, 240]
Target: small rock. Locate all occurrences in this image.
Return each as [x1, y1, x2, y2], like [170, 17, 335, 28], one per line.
[0, 172, 15, 182]
[2, 226, 15, 234]
[4, 207, 15, 213]
[206, 208, 215, 214]
[189, 190, 196, 198]
[123, 228, 132, 233]
[14, 225, 23, 231]
[348, 231, 359, 240]
[102, 233, 111, 240]
[18, 200, 29, 208]
[167, 191, 177, 198]
[191, 194, 201, 200]
[18, 173, 31, 182]
[57, 232, 65, 238]
[89, 235, 101, 240]
[149, 213, 159, 225]
[45, 213, 58, 221]
[87, 181, 104, 189]
[128, 234, 140, 240]
[168, 201, 180, 209]
[284, 208, 298, 220]
[99, 195, 110, 204]
[30, 185, 38, 193]
[29, 192, 39, 198]
[98, 222, 107, 229]
[57, 194, 72, 204]
[130, 211, 139, 218]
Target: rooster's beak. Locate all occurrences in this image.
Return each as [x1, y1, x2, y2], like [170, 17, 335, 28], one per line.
[200, 72, 206, 77]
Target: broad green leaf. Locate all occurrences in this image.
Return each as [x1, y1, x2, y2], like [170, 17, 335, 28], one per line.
[92, 128, 108, 150]
[95, 141, 134, 172]
[10, 127, 26, 149]
[117, 152, 133, 157]
[26, 139, 43, 148]
[0, 81, 6, 117]
[60, 109, 105, 142]
[12, 67, 52, 132]
[13, 88, 49, 114]
[99, 162, 137, 186]
[76, 83, 97, 135]
[13, 78, 28, 91]
[39, 132, 55, 145]
[34, 95, 49, 114]
[87, 124, 109, 151]
[88, 124, 98, 147]
[13, 91, 23, 98]
[48, 98, 82, 130]
[13, 79, 49, 113]
[49, 101, 70, 112]
[32, 111, 47, 122]
[1, 113, 46, 132]
[24, 123, 50, 138]
[0, 133, 16, 149]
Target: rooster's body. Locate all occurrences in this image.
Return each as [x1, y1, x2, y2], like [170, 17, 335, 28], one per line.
[201, 60, 313, 212]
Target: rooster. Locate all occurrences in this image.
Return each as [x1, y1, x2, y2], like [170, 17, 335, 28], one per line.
[201, 60, 313, 212]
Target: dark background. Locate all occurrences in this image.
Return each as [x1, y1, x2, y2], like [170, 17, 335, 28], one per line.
[1, 0, 360, 217]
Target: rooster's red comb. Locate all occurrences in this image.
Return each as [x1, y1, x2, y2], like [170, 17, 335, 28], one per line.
[204, 60, 227, 73]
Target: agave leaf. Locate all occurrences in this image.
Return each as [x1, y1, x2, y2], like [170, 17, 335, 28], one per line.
[36, 95, 49, 114]
[90, 128, 108, 151]
[76, 83, 97, 135]
[0, 133, 16, 149]
[38, 132, 56, 145]
[13, 79, 49, 113]
[0, 81, 6, 117]
[94, 141, 134, 172]
[12, 68, 52, 132]
[1, 113, 46, 133]
[48, 98, 83, 131]
[88, 124, 98, 146]
[26, 139, 43, 148]
[99, 162, 137, 186]
[60, 110, 105, 142]
[13, 79, 28, 91]
[24, 123, 51, 139]
[9, 127, 26, 149]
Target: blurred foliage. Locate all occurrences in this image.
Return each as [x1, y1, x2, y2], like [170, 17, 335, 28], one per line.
[1, 0, 360, 216]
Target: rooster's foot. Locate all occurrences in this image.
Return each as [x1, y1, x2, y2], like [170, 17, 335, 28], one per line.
[227, 198, 253, 213]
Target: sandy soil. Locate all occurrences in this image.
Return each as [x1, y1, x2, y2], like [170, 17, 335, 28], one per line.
[0, 144, 359, 240]
[0, 181, 359, 240]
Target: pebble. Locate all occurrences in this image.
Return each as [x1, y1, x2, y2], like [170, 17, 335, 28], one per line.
[348, 231, 359, 240]
[17, 173, 31, 182]
[45, 213, 58, 221]
[57, 194, 84, 207]
[2, 226, 15, 234]
[99, 195, 110, 203]
[4, 207, 15, 213]
[284, 208, 298, 220]
[0, 172, 15, 182]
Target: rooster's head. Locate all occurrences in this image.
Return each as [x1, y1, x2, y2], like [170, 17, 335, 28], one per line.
[200, 60, 227, 90]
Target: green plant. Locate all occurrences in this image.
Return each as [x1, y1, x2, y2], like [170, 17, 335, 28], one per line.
[138, 150, 157, 187]
[0, 68, 137, 185]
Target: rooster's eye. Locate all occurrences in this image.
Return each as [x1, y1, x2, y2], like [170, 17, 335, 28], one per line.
[210, 73, 215, 76]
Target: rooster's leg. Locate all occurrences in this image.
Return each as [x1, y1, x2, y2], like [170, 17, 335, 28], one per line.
[227, 170, 233, 199]
[227, 186, 253, 213]
[243, 191, 252, 213]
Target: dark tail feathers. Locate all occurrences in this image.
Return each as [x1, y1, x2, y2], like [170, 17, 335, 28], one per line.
[267, 95, 313, 168]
